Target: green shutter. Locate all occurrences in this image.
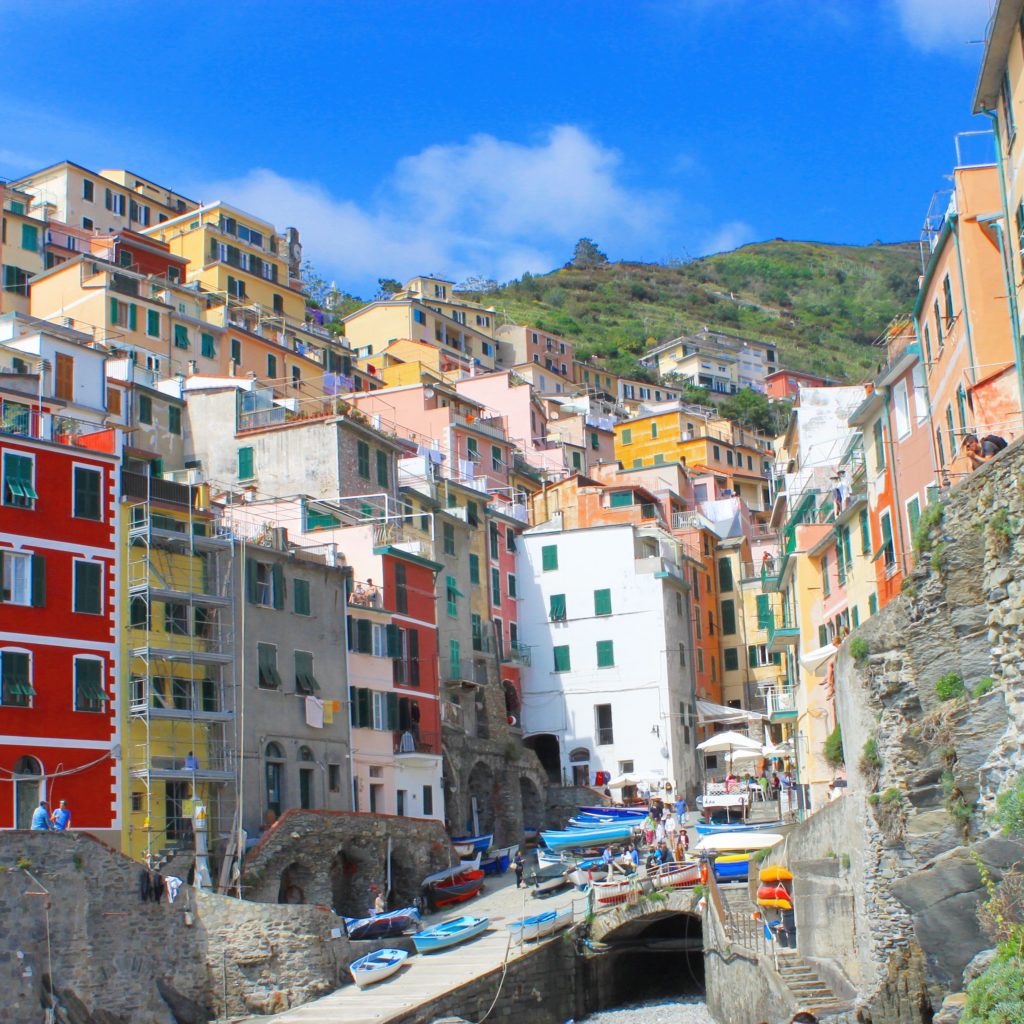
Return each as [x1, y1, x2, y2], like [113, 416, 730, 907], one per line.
[721, 599, 736, 635]
[549, 594, 566, 620]
[128, 304, 138, 331]
[594, 588, 612, 616]
[491, 567, 500, 605]
[74, 562, 101, 614]
[771, 651, 782, 665]
[386, 691, 399, 730]
[609, 491, 632, 508]
[907, 498, 921, 538]
[357, 441, 370, 478]
[553, 645, 571, 672]
[881, 513, 893, 546]
[376, 450, 388, 486]
[748, 646, 758, 668]
[109, 297, 119, 324]
[355, 618, 371, 653]
[238, 447, 254, 479]
[718, 557, 734, 591]
[869, 593, 878, 615]
[174, 324, 189, 349]
[271, 563, 284, 609]
[385, 623, 401, 658]
[724, 647, 739, 671]
[31, 554, 46, 607]
[541, 545, 558, 571]
[622, 428, 632, 444]
[293, 579, 310, 615]
[756, 594, 770, 629]
[245, 558, 257, 604]
[818, 625, 828, 647]
[596, 640, 614, 667]
[147, 309, 160, 337]
[469, 553, 480, 584]
[74, 468, 101, 520]
[359, 687, 373, 728]
[852, 606, 860, 628]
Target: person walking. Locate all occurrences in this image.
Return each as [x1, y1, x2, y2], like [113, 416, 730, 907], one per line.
[51, 800, 71, 830]
[30, 800, 51, 830]
[513, 850, 525, 888]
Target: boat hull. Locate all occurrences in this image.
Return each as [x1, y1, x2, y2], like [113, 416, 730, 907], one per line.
[413, 915, 489, 953]
[450, 833, 493, 854]
[509, 906, 574, 942]
[695, 820, 783, 837]
[578, 806, 646, 820]
[541, 823, 634, 851]
[428, 869, 485, 909]
[350, 948, 408, 987]
[343, 907, 420, 940]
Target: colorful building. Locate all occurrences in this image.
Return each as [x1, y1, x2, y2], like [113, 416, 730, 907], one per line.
[1, 184, 46, 315]
[496, 324, 575, 378]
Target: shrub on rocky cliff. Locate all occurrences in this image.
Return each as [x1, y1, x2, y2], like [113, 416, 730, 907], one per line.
[961, 947, 1024, 1023]
[824, 724, 844, 767]
[936, 673, 966, 702]
[849, 636, 869, 662]
[994, 775, 1024, 838]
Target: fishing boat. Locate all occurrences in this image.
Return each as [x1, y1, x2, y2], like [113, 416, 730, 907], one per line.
[648, 860, 702, 890]
[529, 863, 570, 895]
[421, 853, 481, 888]
[713, 852, 752, 881]
[568, 863, 614, 887]
[695, 819, 784, 837]
[342, 906, 421, 940]
[508, 905, 574, 942]
[451, 832, 493, 855]
[590, 875, 641, 907]
[413, 915, 490, 953]
[481, 844, 517, 875]
[540, 823, 634, 851]
[349, 948, 409, 987]
[694, 832, 784, 854]
[578, 806, 647, 820]
[537, 848, 569, 868]
[427, 868, 485, 909]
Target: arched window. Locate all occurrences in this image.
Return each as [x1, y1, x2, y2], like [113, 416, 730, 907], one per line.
[569, 747, 590, 763]
[265, 742, 285, 818]
[298, 746, 314, 761]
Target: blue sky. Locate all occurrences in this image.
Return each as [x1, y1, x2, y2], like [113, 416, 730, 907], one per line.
[0, 0, 994, 294]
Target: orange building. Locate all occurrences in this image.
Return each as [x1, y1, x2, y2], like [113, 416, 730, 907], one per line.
[914, 163, 1019, 482]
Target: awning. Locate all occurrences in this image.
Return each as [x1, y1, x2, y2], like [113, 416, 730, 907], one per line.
[800, 644, 838, 675]
[696, 698, 767, 725]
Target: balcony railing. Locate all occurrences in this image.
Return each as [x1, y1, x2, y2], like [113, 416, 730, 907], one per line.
[122, 470, 196, 508]
[348, 582, 385, 609]
[394, 729, 441, 755]
[764, 687, 797, 718]
[1, 401, 115, 450]
[502, 640, 532, 667]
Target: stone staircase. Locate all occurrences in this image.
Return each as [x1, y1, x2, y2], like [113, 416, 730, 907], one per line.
[715, 881, 847, 1017]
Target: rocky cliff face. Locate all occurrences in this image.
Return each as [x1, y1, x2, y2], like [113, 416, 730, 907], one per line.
[831, 440, 1024, 1019]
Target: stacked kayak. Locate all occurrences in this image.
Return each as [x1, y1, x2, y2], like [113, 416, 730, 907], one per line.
[757, 865, 794, 909]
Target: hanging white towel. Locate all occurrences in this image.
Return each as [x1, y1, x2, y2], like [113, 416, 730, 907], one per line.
[164, 876, 184, 904]
[305, 695, 325, 729]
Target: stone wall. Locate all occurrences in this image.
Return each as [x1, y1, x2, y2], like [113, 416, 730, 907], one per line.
[545, 784, 609, 829]
[241, 808, 453, 915]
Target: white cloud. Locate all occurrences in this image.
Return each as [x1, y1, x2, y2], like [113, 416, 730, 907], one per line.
[890, 0, 991, 53]
[191, 126, 673, 292]
[700, 220, 757, 255]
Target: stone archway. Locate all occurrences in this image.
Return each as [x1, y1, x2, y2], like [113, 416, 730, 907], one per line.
[466, 761, 496, 836]
[277, 861, 313, 904]
[519, 776, 543, 833]
[329, 843, 375, 917]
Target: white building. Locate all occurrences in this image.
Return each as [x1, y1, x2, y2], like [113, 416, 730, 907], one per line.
[516, 519, 701, 800]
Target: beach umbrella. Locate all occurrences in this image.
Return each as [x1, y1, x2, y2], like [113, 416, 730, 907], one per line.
[696, 730, 763, 754]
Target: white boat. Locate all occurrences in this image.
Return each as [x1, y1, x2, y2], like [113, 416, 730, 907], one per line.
[590, 875, 641, 906]
[508, 905, 574, 942]
[413, 915, 489, 953]
[648, 860, 702, 890]
[537, 848, 569, 868]
[694, 832, 784, 853]
[568, 864, 612, 887]
[422, 853, 481, 887]
[349, 948, 409, 987]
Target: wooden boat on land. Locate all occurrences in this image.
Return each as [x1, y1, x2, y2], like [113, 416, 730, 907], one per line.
[590, 875, 641, 907]
[349, 948, 409, 987]
[541, 823, 634, 851]
[508, 905, 574, 942]
[579, 806, 646, 819]
[695, 819, 784, 837]
[529, 863, 571, 895]
[343, 906, 420, 939]
[451, 832, 493, 855]
[422, 853, 481, 888]
[413, 915, 489, 953]
[694, 832, 784, 854]
[648, 860, 702, 890]
[427, 868, 485, 909]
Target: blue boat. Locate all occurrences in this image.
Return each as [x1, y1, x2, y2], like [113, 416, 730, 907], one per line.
[451, 832, 493, 854]
[412, 915, 490, 953]
[578, 805, 647, 819]
[695, 819, 783, 837]
[541, 822, 634, 851]
[349, 948, 409, 987]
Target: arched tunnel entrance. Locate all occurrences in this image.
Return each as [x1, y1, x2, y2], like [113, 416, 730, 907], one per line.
[583, 911, 704, 1011]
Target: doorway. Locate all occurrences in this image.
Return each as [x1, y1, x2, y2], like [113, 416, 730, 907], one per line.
[14, 756, 43, 829]
[165, 781, 190, 840]
[298, 746, 314, 809]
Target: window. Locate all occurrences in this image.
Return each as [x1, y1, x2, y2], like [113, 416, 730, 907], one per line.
[859, 508, 871, 555]
[936, 426, 946, 467]
[907, 495, 921, 539]
[549, 593, 567, 620]
[506, 527, 516, 553]
[595, 704, 613, 744]
[446, 575, 460, 617]
[541, 544, 558, 571]
[173, 324, 189, 349]
[168, 406, 181, 435]
[357, 440, 370, 478]
[246, 558, 284, 609]
[609, 490, 633, 508]
[621, 428, 632, 445]
[942, 274, 955, 323]
[1, 650, 33, 706]
[376, 450, 389, 487]
[872, 418, 886, 473]
[293, 578, 311, 616]
[138, 394, 153, 425]
[423, 785, 434, 815]
[442, 523, 456, 555]
[650, 421, 658, 439]
[553, 645, 571, 672]
[893, 379, 910, 440]
[467, 501, 479, 527]
[469, 553, 480, 585]
[145, 308, 161, 338]
[591, 431, 600, 451]
[3, 452, 37, 508]
[21, 223, 38, 252]
[489, 522, 500, 559]
[257, 643, 281, 688]
[2, 265, 30, 296]
[596, 640, 615, 667]
[720, 599, 736, 634]
[237, 446, 254, 480]
[491, 445, 503, 471]
[394, 562, 407, 613]
[713, 445, 721, 461]
[879, 510, 895, 568]
[869, 593, 879, 616]
[328, 764, 341, 792]
[756, 593, 771, 630]
[82, 179, 94, 201]
[491, 567, 501, 605]
[73, 560, 102, 614]
[507, 572, 517, 599]
[201, 332, 216, 359]
[165, 602, 189, 635]
[73, 467, 102, 520]
[74, 657, 106, 712]
[593, 588, 612, 616]
[822, 553, 831, 596]
[231, 338, 241, 364]
[718, 556, 734, 591]
[723, 647, 739, 671]
[934, 299, 943, 347]
[1003, 68, 1017, 145]
[923, 323, 933, 365]
[82, 217, 93, 229]
[295, 650, 320, 694]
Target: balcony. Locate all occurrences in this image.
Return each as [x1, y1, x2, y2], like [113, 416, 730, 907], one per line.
[764, 687, 798, 721]
[740, 559, 780, 585]
[121, 470, 196, 508]
[766, 610, 799, 653]
[1, 401, 114, 450]
[348, 581, 385, 609]
[453, 409, 507, 441]
[502, 640, 532, 667]
[393, 729, 442, 766]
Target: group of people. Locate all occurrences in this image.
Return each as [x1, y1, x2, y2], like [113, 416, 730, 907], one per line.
[30, 799, 71, 831]
[722, 769, 791, 802]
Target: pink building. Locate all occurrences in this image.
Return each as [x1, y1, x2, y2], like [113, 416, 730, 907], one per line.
[496, 325, 575, 378]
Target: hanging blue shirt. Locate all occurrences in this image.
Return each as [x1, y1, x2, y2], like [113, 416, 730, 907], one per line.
[52, 808, 71, 830]
[30, 806, 51, 830]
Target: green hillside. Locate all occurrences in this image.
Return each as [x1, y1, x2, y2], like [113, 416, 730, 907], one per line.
[459, 240, 922, 382]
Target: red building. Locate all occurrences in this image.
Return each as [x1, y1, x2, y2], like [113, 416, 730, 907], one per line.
[765, 369, 831, 400]
[0, 399, 121, 838]
[486, 508, 526, 723]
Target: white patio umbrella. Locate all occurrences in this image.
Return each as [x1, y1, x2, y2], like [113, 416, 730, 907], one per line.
[606, 772, 651, 789]
[696, 730, 764, 754]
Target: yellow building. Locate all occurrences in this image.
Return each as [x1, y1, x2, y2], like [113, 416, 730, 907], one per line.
[614, 407, 774, 511]
[1, 185, 46, 314]
[144, 202, 304, 326]
[358, 338, 466, 388]
[121, 475, 236, 864]
[640, 331, 779, 394]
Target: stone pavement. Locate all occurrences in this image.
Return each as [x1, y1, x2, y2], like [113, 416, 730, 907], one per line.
[249, 870, 590, 1023]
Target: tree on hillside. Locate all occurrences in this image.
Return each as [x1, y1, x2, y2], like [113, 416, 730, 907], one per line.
[718, 388, 790, 435]
[566, 238, 609, 269]
[376, 277, 402, 297]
